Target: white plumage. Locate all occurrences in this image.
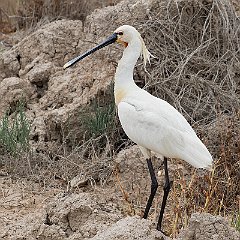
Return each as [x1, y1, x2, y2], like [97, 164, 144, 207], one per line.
[63, 24, 213, 231]
[113, 25, 212, 170]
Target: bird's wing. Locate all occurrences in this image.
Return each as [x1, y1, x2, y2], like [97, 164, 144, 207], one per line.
[117, 97, 212, 169]
[122, 92, 196, 134]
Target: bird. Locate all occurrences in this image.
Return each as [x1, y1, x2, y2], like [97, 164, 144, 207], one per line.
[63, 25, 213, 232]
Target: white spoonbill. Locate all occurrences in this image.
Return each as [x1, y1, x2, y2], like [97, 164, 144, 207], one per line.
[64, 25, 213, 232]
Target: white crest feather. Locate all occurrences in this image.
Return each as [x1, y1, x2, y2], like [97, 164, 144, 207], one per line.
[139, 35, 153, 71]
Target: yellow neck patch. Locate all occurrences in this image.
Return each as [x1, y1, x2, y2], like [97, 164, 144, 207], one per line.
[115, 88, 127, 105]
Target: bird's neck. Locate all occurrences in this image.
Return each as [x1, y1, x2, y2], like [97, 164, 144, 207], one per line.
[114, 39, 141, 90]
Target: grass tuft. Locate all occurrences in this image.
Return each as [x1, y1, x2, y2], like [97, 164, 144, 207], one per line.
[232, 212, 240, 232]
[80, 100, 115, 139]
[0, 100, 30, 155]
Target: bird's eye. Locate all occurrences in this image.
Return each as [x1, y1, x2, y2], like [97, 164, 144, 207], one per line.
[118, 31, 123, 35]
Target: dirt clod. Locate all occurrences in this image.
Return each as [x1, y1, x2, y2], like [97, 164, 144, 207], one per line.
[177, 213, 240, 240]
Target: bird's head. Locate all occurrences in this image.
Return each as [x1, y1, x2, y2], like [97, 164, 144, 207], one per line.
[63, 25, 152, 69]
[114, 25, 152, 69]
[114, 25, 140, 48]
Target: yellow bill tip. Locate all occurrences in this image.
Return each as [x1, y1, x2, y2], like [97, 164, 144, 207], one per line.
[63, 62, 70, 69]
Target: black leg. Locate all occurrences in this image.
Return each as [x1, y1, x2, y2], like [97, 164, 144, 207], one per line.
[143, 158, 158, 219]
[157, 157, 172, 231]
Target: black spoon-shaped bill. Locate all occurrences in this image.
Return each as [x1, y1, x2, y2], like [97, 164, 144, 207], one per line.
[63, 33, 118, 69]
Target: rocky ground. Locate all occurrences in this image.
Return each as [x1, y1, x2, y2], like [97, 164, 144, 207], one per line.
[1, 151, 239, 240]
[0, 0, 240, 239]
[1, 145, 240, 239]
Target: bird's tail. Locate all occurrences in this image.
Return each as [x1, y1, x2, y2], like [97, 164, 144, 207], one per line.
[181, 134, 213, 170]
